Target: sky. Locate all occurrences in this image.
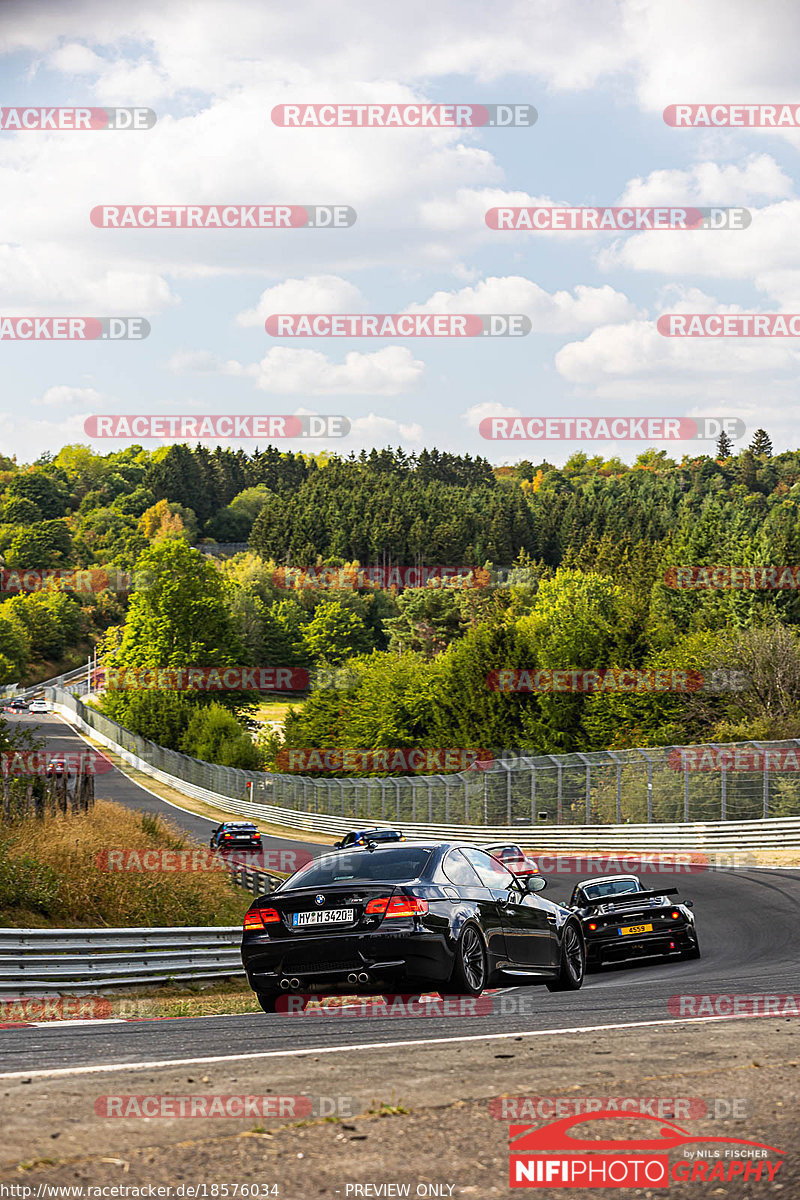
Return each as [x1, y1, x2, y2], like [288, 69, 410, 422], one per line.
[1, 0, 800, 466]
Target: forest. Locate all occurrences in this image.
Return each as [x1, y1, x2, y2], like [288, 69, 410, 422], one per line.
[1, 430, 799, 771]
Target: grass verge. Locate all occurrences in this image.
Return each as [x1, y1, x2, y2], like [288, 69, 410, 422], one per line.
[0, 798, 249, 927]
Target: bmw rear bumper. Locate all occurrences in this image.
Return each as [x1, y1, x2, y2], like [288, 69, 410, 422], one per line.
[242, 929, 453, 993]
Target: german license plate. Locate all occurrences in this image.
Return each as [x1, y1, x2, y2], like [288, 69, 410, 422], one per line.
[619, 923, 653, 936]
[293, 909, 353, 926]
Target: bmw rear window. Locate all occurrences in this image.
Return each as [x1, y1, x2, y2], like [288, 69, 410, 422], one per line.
[283, 847, 433, 888]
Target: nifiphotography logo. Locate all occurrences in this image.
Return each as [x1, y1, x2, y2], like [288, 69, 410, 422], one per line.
[508, 1111, 784, 1188]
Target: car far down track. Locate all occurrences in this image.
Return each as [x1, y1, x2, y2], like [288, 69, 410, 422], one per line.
[568, 874, 700, 968]
[241, 840, 586, 1010]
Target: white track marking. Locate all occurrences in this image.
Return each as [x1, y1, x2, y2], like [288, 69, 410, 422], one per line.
[0, 1010, 791, 1080]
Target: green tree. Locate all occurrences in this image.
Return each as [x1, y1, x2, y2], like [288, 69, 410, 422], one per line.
[301, 598, 370, 665]
[749, 429, 773, 458]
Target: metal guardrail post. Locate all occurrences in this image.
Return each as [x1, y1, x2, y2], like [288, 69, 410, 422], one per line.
[721, 762, 727, 820]
[639, 751, 654, 822]
[556, 762, 563, 823]
[576, 753, 591, 824]
[506, 763, 512, 824]
[530, 763, 536, 823]
[684, 758, 690, 822]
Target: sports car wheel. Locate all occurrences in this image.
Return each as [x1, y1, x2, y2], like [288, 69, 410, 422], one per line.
[546, 923, 586, 992]
[681, 933, 701, 960]
[441, 924, 487, 996]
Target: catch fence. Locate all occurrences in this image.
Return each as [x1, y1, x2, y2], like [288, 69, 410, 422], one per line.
[47, 689, 800, 825]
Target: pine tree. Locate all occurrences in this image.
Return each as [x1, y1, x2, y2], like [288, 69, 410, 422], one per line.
[716, 430, 733, 459]
[749, 429, 773, 458]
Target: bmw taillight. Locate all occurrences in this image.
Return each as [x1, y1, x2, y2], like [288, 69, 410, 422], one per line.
[243, 906, 280, 930]
[365, 895, 429, 918]
[671, 910, 681, 920]
[588, 922, 597, 931]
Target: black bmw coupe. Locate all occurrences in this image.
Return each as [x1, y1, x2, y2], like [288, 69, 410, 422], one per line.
[241, 840, 585, 1010]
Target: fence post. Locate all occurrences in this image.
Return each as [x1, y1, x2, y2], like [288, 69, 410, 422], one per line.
[684, 759, 690, 822]
[556, 763, 563, 824]
[639, 752, 653, 822]
[530, 764, 536, 824]
[428, 778, 433, 822]
[763, 758, 769, 819]
[506, 764, 512, 824]
[484, 771, 489, 825]
[720, 763, 727, 820]
[445, 776, 450, 824]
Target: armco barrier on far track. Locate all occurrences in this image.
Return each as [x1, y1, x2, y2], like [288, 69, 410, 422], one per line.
[42, 687, 800, 848]
[0, 927, 242, 994]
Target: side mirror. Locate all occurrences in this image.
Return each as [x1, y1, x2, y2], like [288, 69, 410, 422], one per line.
[526, 874, 547, 892]
[333, 841, 342, 849]
[685, 900, 694, 908]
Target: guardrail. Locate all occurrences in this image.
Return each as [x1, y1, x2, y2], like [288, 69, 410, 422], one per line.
[0, 926, 244, 994]
[44, 693, 800, 848]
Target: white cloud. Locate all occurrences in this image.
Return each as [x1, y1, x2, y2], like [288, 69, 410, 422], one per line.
[408, 276, 638, 331]
[618, 156, 793, 206]
[237, 275, 365, 327]
[350, 413, 424, 445]
[252, 346, 423, 394]
[168, 344, 423, 394]
[31, 385, 104, 408]
[462, 401, 521, 429]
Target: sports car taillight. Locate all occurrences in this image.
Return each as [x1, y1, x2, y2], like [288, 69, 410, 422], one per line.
[365, 895, 429, 918]
[588, 922, 597, 931]
[671, 910, 681, 920]
[243, 906, 280, 930]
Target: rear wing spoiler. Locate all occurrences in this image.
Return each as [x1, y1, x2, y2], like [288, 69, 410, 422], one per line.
[578, 887, 680, 908]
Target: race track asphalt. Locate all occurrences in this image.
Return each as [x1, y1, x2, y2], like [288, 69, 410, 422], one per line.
[2, 711, 798, 1077]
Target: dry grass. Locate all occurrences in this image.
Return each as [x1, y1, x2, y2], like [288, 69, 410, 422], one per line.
[0, 799, 250, 927]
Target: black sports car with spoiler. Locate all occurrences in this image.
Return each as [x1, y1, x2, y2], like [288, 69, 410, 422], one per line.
[241, 840, 586, 1011]
[568, 874, 699, 967]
